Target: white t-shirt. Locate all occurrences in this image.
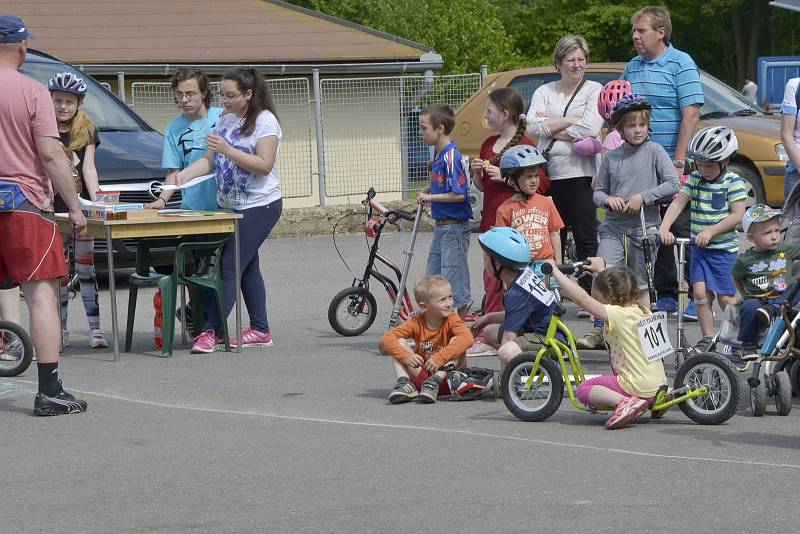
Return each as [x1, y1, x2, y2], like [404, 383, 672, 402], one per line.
[213, 110, 282, 210]
[781, 78, 800, 172]
[525, 80, 603, 181]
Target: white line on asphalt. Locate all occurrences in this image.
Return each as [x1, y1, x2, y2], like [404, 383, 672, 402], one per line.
[53, 384, 800, 471]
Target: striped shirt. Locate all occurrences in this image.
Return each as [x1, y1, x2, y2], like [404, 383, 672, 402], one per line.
[621, 44, 704, 158]
[679, 170, 747, 253]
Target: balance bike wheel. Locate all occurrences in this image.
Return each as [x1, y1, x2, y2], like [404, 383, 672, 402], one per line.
[674, 353, 738, 425]
[0, 320, 34, 378]
[500, 352, 563, 422]
[774, 370, 792, 416]
[750, 365, 767, 417]
[327, 287, 378, 337]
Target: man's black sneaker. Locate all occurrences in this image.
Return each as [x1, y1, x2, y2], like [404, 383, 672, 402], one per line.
[34, 389, 88, 416]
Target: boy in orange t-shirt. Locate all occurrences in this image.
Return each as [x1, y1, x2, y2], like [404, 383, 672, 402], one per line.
[379, 275, 473, 404]
[495, 145, 563, 262]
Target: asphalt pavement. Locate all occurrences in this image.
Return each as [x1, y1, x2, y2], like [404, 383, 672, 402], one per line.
[3, 231, 800, 533]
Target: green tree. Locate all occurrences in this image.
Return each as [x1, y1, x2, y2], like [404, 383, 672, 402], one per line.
[286, 0, 521, 73]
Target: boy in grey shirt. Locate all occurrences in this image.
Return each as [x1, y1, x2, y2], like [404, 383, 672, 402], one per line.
[593, 95, 678, 309]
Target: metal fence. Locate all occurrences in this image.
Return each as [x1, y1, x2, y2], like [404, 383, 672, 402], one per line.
[131, 78, 313, 199]
[128, 73, 481, 203]
[319, 73, 481, 198]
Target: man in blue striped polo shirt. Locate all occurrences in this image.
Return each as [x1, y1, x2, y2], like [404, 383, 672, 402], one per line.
[621, 5, 704, 319]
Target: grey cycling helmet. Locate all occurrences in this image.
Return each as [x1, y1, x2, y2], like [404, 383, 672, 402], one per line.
[499, 144, 546, 173]
[48, 72, 87, 97]
[687, 126, 738, 162]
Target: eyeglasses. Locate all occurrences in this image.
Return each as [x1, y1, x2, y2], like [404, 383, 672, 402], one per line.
[219, 92, 242, 102]
[174, 91, 200, 100]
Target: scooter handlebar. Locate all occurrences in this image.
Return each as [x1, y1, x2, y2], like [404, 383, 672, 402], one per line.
[654, 235, 694, 247]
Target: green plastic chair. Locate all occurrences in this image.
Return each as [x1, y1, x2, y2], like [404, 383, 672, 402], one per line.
[125, 237, 231, 357]
[157, 237, 231, 358]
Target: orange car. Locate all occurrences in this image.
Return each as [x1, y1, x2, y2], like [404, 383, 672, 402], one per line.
[455, 63, 788, 226]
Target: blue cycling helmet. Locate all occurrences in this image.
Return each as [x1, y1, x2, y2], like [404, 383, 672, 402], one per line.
[609, 94, 651, 125]
[499, 144, 546, 173]
[478, 227, 531, 272]
[48, 72, 87, 97]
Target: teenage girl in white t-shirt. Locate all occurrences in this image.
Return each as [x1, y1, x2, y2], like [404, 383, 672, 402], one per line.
[175, 68, 283, 353]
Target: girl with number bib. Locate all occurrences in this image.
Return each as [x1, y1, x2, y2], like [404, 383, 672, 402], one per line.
[549, 259, 668, 429]
[48, 72, 108, 349]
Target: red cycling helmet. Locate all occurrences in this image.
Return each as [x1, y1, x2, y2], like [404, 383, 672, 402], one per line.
[598, 80, 633, 121]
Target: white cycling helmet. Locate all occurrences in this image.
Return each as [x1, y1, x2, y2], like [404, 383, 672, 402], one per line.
[687, 126, 738, 162]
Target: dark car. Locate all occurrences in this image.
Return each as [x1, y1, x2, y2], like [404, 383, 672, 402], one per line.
[21, 49, 181, 272]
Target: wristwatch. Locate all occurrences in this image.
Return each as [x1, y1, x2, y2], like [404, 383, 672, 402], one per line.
[672, 159, 685, 168]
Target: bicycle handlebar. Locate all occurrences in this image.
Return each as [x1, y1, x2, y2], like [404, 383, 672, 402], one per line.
[364, 189, 417, 224]
[540, 260, 588, 276]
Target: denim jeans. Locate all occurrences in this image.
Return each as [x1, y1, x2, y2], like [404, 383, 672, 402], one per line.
[785, 168, 800, 205]
[738, 297, 783, 345]
[204, 199, 282, 334]
[426, 221, 471, 309]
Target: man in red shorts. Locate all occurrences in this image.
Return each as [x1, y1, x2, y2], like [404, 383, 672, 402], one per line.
[0, 14, 89, 415]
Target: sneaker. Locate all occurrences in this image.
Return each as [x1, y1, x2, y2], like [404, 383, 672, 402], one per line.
[33, 385, 88, 416]
[89, 328, 109, 349]
[656, 297, 679, 315]
[649, 386, 673, 420]
[756, 306, 777, 327]
[691, 335, 714, 354]
[229, 328, 273, 348]
[683, 300, 698, 321]
[191, 329, 218, 354]
[467, 340, 497, 357]
[388, 377, 418, 404]
[416, 377, 441, 403]
[605, 396, 648, 429]
[576, 307, 591, 319]
[576, 328, 605, 350]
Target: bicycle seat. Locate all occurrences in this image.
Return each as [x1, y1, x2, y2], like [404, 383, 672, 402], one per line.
[553, 302, 566, 317]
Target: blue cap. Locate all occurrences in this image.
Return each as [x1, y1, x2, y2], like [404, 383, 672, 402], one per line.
[0, 14, 30, 43]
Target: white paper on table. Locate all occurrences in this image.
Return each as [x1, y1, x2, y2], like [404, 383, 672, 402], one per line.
[157, 173, 216, 191]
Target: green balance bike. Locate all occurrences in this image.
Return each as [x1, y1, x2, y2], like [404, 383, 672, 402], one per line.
[500, 261, 739, 425]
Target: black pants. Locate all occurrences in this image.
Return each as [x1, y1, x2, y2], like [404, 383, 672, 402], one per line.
[551, 176, 598, 293]
[654, 204, 691, 300]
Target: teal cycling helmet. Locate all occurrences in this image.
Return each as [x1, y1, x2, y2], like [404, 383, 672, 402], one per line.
[499, 144, 546, 173]
[479, 227, 531, 280]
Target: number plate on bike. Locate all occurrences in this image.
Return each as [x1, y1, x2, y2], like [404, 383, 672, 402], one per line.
[636, 311, 673, 362]
[515, 267, 555, 306]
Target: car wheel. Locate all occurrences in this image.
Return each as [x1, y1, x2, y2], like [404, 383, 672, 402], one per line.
[728, 162, 766, 206]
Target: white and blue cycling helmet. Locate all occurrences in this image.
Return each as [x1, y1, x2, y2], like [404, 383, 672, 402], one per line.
[48, 71, 87, 97]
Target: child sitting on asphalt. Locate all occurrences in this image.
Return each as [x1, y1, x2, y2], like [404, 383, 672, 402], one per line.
[380, 275, 473, 404]
[733, 204, 800, 358]
[549, 258, 668, 429]
[469, 227, 555, 368]
[660, 126, 747, 348]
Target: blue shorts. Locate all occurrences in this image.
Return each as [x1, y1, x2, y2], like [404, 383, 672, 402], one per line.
[690, 246, 737, 296]
[426, 222, 471, 309]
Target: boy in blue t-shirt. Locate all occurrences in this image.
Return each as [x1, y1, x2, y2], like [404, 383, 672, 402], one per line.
[417, 103, 473, 318]
[471, 227, 554, 368]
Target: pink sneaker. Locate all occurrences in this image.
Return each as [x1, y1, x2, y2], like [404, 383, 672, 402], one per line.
[605, 396, 648, 430]
[229, 328, 273, 348]
[191, 330, 218, 354]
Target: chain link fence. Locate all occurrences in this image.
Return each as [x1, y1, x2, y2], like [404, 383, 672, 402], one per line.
[130, 78, 313, 199]
[319, 73, 481, 198]
[128, 73, 481, 202]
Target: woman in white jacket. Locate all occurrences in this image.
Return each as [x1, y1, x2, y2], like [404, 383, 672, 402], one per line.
[526, 34, 603, 308]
